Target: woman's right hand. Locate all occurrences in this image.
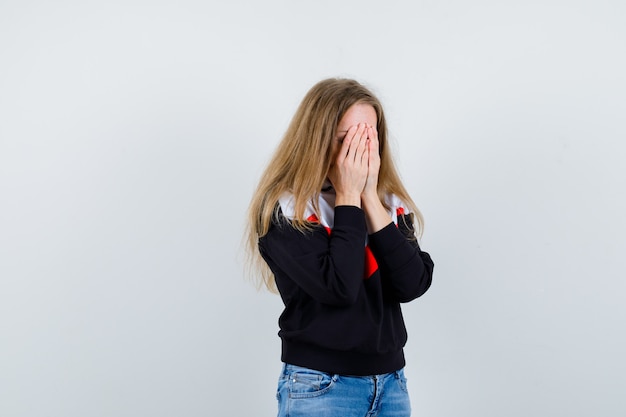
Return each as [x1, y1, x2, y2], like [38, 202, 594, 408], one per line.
[328, 123, 369, 207]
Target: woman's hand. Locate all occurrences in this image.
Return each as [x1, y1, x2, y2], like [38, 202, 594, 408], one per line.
[328, 123, 369, 207]
[362, 125, 380, 200]
[360, 124, 393, 233]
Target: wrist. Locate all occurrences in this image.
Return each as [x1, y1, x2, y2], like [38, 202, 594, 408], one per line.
[335, 192, 362, 207]
[361, 191, 381, 208]
[361, 196, 392, 234]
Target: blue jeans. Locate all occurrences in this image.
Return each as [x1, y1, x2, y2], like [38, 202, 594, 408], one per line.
[277, 363, 411, 417]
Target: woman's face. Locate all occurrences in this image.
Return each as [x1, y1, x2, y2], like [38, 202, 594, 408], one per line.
[330, 103, 378, 166]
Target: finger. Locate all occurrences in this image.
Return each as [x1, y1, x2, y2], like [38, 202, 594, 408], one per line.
[347, 123, 367, 162]
[366, 126, 379, 158]
[369, 123, 378, 138]
[363, 140, 372, 166]
[337, 125, 358, 163]
[367, 126, 379, 147]
[355, 130, 369, 165]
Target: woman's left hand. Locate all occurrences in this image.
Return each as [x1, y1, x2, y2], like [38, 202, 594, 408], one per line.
[362, 125, 380, 199]
[360, 125, 391, 233]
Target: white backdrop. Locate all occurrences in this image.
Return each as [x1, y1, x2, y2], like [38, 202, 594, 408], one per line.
[1, 1, 625, 416]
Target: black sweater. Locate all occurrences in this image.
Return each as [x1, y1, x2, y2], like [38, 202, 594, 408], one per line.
[258, 204, 434, 376]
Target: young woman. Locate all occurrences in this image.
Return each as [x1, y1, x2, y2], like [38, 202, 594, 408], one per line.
[246, 78, 434, 417]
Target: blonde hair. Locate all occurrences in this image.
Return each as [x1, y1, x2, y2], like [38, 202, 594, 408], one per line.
[246, 78, 423, 292]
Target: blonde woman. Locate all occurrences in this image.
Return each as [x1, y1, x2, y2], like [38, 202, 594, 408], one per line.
[247, 78, 434, 417]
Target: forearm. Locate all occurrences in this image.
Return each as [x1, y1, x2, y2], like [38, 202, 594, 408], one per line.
[361, 192, 392, 233]
[259, 206, 367, 306]
[368, 221, 434, 302]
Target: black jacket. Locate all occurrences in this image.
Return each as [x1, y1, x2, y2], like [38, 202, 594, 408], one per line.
[259, 204, 434, 375]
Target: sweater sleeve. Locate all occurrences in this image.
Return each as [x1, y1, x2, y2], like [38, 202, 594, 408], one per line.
[367, 214, 434, 303]
[258, 206, 367, 306]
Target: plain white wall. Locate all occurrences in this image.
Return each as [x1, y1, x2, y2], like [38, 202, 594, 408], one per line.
[1, 1, 625, 416]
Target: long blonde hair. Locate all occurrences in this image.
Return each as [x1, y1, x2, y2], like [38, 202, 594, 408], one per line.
[246, 78, 423, 292]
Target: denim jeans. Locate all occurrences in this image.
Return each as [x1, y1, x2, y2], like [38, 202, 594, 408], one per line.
[277, 363, 411, 417]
